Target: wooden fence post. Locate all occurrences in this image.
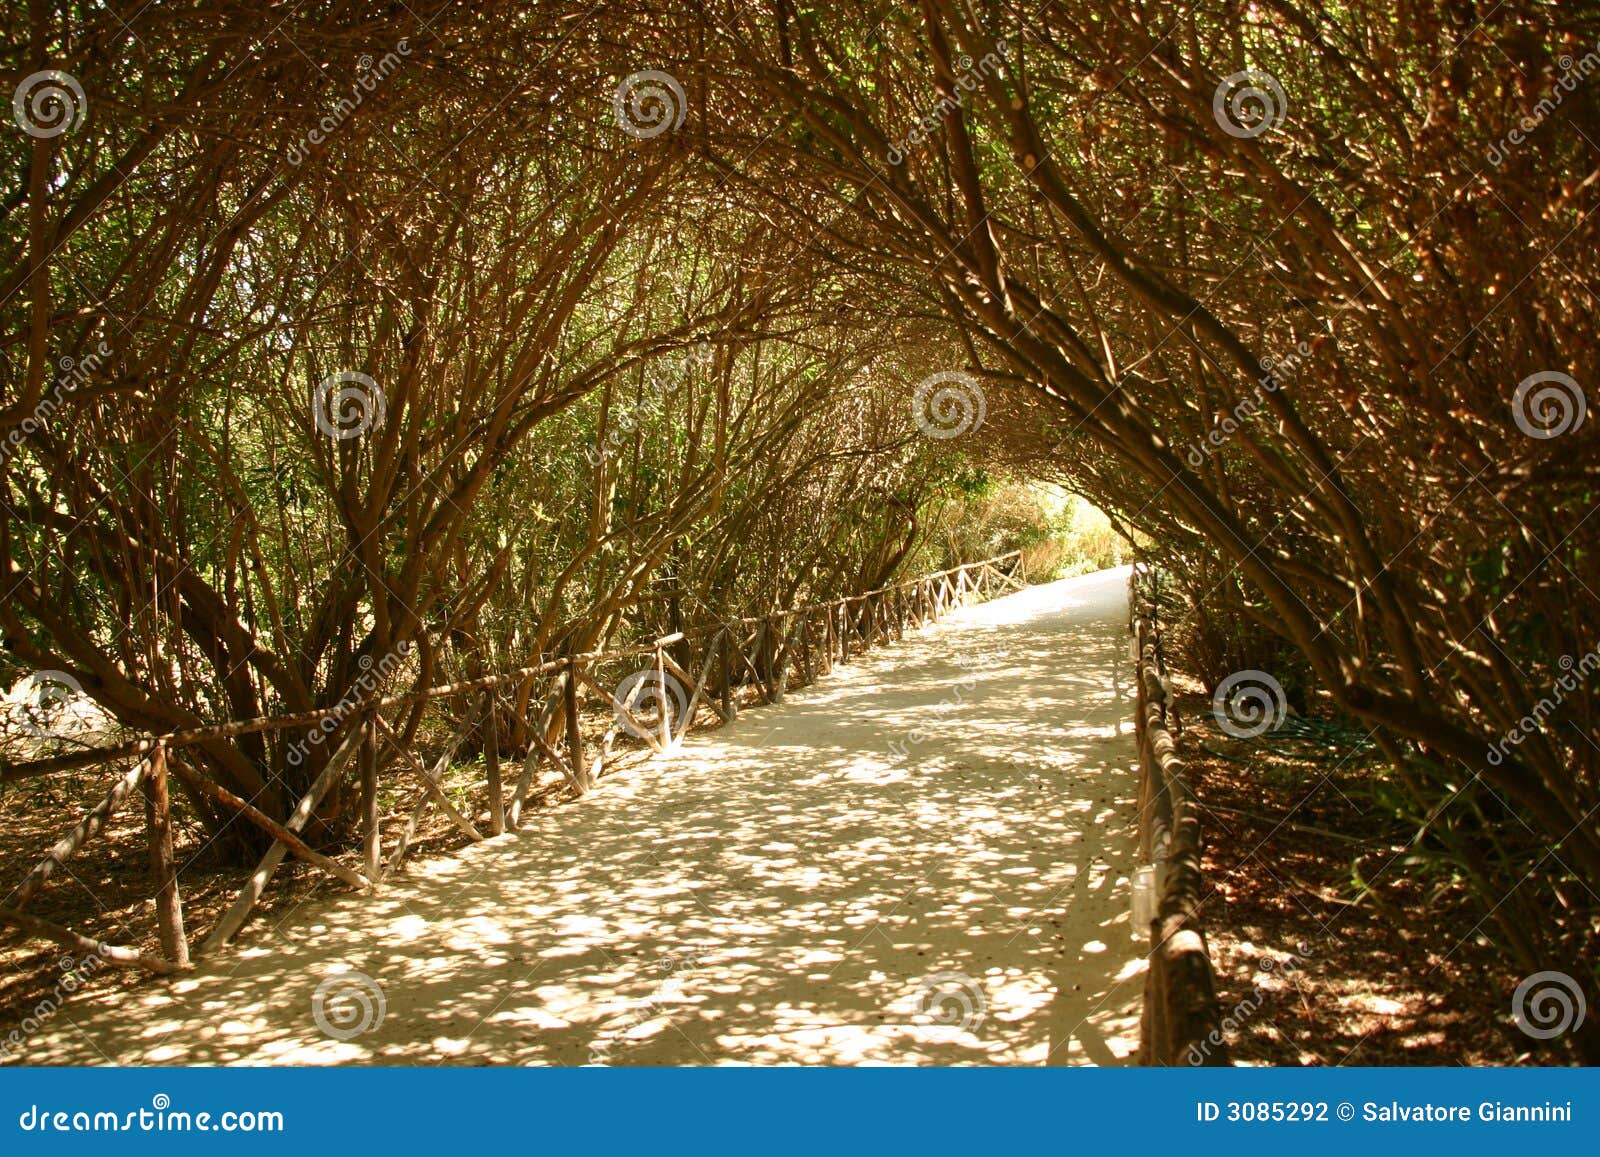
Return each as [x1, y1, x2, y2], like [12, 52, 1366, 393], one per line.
[142, 744, 188, 968]
[760, 618, 773, 701]
[801, 615, 815, 685]
[655, 645, 673, 749]
[360, 712, 381, 881]
[1134, 613, 1154, 864]
[719, 628, 736, 720]
[565, 657, 588, 791]
[772, 615, 787, 703]
[507, 688, 536, 833]
[1130, 569, 1227, 1066]
[13, 758, 149, 911]
[484, 689, 506, 835]
[200, 723, 366, 954]
[745, 621, 762, 701]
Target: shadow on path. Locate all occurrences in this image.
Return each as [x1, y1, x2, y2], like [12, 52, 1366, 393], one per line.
[28, 567, 1144, 1066]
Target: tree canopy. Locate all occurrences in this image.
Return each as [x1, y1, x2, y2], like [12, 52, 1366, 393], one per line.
[3, 0, 1596, 1061]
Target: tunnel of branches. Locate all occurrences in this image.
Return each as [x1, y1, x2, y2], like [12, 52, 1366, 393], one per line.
[2, 1, 1597, 1063]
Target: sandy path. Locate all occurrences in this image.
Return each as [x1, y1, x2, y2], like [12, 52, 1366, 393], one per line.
[29, 567, 1145, 1066]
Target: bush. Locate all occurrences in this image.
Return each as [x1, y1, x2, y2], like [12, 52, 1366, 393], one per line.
[922, 478, 1130, 580]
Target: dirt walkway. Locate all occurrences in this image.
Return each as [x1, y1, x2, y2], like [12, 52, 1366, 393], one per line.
[28, 567, 1145, 1066]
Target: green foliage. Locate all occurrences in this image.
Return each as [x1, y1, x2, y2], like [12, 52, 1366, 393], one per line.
[913, 479, 1129, 579]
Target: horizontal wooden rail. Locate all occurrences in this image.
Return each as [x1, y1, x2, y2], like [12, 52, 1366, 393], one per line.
[1130, 563, 1229, 1066]
[3, 551, 1024, 781]
[0, 905, 184, 975]
[2, 550, 1027, 970]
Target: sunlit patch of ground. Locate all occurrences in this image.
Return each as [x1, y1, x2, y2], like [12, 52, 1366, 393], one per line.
[19, 569, 1145, 1066]
[1180, 682, 1533, 1066]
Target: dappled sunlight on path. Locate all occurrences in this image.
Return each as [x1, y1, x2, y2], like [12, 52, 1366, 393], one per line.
[31, 567, 1143, 1066]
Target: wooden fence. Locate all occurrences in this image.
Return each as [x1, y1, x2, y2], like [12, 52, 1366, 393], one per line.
[1129, 563, 1229, 1066]
[1, 551, 1026, 973]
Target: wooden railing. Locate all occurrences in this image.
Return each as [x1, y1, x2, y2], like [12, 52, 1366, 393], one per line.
[1, 551, 1026, 972]
[1129, 563, 1229, 1066]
